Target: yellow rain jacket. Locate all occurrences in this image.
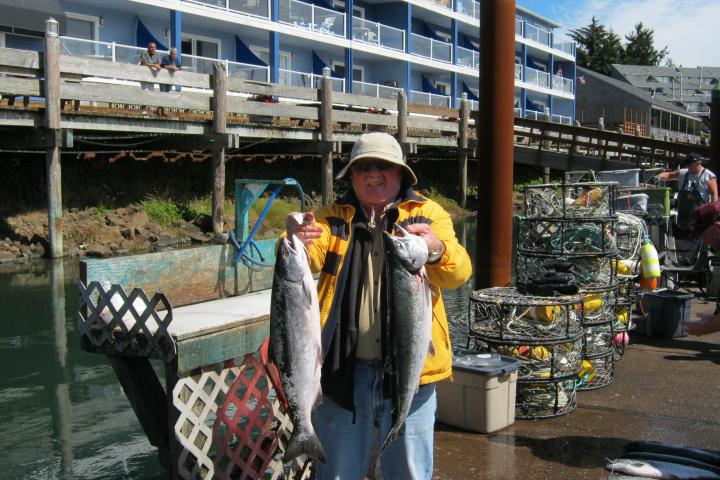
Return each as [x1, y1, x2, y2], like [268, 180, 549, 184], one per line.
[307, 190, 472, 390]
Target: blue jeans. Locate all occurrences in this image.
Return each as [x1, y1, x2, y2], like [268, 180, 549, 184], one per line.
[313, 360, 436, 480]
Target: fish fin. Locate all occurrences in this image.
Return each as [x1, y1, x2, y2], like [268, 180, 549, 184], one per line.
[428, 339, 435, 357]
[283, 428, 326, 464]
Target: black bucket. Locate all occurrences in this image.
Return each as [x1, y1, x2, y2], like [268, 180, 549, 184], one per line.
[641, 290, 693, 338]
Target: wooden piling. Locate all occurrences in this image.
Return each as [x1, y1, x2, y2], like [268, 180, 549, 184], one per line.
[212, 62, 227, 236]
[397, 90, 408, 157]
[458, 94, 468, 208]
[44, 19, 63, 258]
[320, 67, 333, 206]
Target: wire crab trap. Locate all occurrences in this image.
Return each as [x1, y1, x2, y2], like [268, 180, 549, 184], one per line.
[515, 378, 577, 419]
[516, 253, 618, 290]
[615, 213, 647, 262]
[576, 349, 615, 391]
[467, 332, 584, 382]
[617, 276, 638, 300]
[468, 287, 584, 342]
[523, 182, 617, 219]
[579, 285, 618, 326]
[517, 217, 618, 257]
[584, 321, 614, 357]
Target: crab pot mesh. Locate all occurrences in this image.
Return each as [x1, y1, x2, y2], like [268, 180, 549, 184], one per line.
[517, 218, 618, 256]
[612, 300, 631, 360]
[577, 349, 615, 391]
[579, 285, 618, 326]
[515, 379, 577, 419]
[516, 253, 618, 290]
[584, 321, 614, 356]
[468, 287, 584, 342]
[523, 182, 617, 219]
[468, 333, 584, 382]
[615, 213, 647, 262]
[617, 277, 637, 300]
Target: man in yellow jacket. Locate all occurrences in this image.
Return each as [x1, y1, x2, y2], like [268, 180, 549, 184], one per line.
[286, 132, 472, 479]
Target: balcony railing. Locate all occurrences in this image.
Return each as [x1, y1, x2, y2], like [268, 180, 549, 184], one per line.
[553, 42, 576, 56]
[456, 46, 479, 69]
[409, 90, 450, 107]
[353, 80, 403, 99]
[279, 68, 344, 91]
[352, 17, 405, 52]
[525, 67, 550, 88]
[279, 0, 346, 38]
[524, 23, 551, 47]
[454, 0, 479, 20]
[687, 104, 711, 114]
[456, 97, 478, 110]
[514, 107, 522, 117]
[552, 114, 573, 125]
[183, 0, 270, 19]
[410, 33, 452, 63]
[515, 18, 523, 36]
[525, 109, 545, 121]
[552, 74, 573, 93]
[59, 37, 270, 80]
[514, 63, 523, 81]
[424, 0, 454, 12]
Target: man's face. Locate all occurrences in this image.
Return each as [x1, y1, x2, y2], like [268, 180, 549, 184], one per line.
[699, 222, 720, 248]
[169, 50, 176, 58]
[688, 161, 702, 173]
[148, 43, 156, 54]
[351, 159, 403, 210]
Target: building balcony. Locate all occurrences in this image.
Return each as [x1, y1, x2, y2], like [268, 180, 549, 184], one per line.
[410, 33, 452, 63]
[456, 46, 479, 69]
[525, 109, 545, 121]
[279, 68, 345, 91]
[514, 63, 523, 81]
[182, 0, 270, 19]
[422, 0, 454, 13]
[553, 42, 575, 57]
[523, 22, 551, 47]
[552, 74, 573, 94]
[514, 107, 522, 117]
[456, 97, 478, 110]
[686, 104, 711, 114]
[353, 80, 403, 99]
[352, 17, 405, 52]
[454, 0, 479, 20]
[525, 67, 550, 89]
[59, 36, 270, 80]
[278, 0, 346, 38]
[552, 113, 573, 125]
[410, 90, 451, 107]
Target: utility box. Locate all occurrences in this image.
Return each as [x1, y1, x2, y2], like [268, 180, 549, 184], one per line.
[437, 354, 521, 433]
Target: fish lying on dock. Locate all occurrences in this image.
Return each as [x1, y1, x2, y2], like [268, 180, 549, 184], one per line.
[270, 232, 326, 463]
[370, 224, 433, 474]
[606, 458, 720, 479]
[623, 442, 720, 468]
[621, 452, 720, 476]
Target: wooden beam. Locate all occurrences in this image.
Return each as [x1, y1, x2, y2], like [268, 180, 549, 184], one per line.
[0, 128, 71, 149]
[226, 98, 319, 120]
[60, 82, 211, 110]
[458, 97, 468, 208]
[320, 71, 333, 206]
[0, 46, 40, 70]
[44, 30, 63, 259]
[212, 62, 227, 237]
[226, 78, 319, 101]
[0, 77, 42, 96]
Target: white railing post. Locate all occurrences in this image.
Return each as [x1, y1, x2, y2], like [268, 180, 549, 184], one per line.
[311, 4, 316, 31]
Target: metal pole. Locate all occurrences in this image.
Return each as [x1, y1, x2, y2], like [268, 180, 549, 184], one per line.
[320, 67, 334, 205]
[711, 82, 720, 176]
[475, 0, 515, 288]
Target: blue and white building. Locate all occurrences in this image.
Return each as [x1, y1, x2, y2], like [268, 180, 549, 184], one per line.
[2, 0, 576, 122]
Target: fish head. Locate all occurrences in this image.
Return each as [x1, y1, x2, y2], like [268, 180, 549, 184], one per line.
[276, 234, 309, 282]
[383, 224, 428, 271]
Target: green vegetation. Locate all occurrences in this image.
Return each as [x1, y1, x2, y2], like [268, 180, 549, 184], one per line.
[140, 197, 184, 227]
[425, 187, 469, 220]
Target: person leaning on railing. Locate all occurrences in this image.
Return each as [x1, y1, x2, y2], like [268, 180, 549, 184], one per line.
[160, 47, 182, 93]
[139, 42, 162, 114]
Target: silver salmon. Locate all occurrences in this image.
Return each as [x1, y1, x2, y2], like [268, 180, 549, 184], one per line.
[270, 233, 326, 463]
[606, 458, 720, 479]
[375, 224, 433, 466]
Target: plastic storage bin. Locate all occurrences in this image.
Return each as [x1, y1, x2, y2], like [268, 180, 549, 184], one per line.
[615, 193, 649, 214]
[644, 187, 671, 216]
[597, 169, 641, 188]
[641, 290, 693, 338]
[436, 354, 521, 433]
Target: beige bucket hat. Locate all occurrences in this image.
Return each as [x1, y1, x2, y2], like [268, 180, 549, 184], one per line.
[336, 132, 418, 186]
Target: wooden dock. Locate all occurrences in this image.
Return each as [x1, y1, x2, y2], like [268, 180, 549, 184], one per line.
[0, 40, 710, 256]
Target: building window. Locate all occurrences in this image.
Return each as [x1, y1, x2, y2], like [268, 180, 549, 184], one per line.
[333, 61, 363, 81]
[65, 12, 100, 56]
[332, 0, 365, 18]
[434, 81, 451, 95]
[250, 46, 291, 70]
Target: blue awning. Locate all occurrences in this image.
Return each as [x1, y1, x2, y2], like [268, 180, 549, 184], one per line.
[312, 51, 341, 77]
[462, 83, 479, 101]
[421, 75, 445, 95]
[462, 36, 479, 51]
[235, 36, 266, 66]
[422, 22, 442, 41]
[136, 16, 167, 51]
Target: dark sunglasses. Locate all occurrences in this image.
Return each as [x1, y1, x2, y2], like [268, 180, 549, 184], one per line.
[352, 161, 395, 172]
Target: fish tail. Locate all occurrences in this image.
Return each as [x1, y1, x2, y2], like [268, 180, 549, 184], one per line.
[283, 427, 327, 464]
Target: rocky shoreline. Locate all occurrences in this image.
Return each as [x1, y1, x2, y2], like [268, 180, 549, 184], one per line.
[1, 204, 219, 264]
